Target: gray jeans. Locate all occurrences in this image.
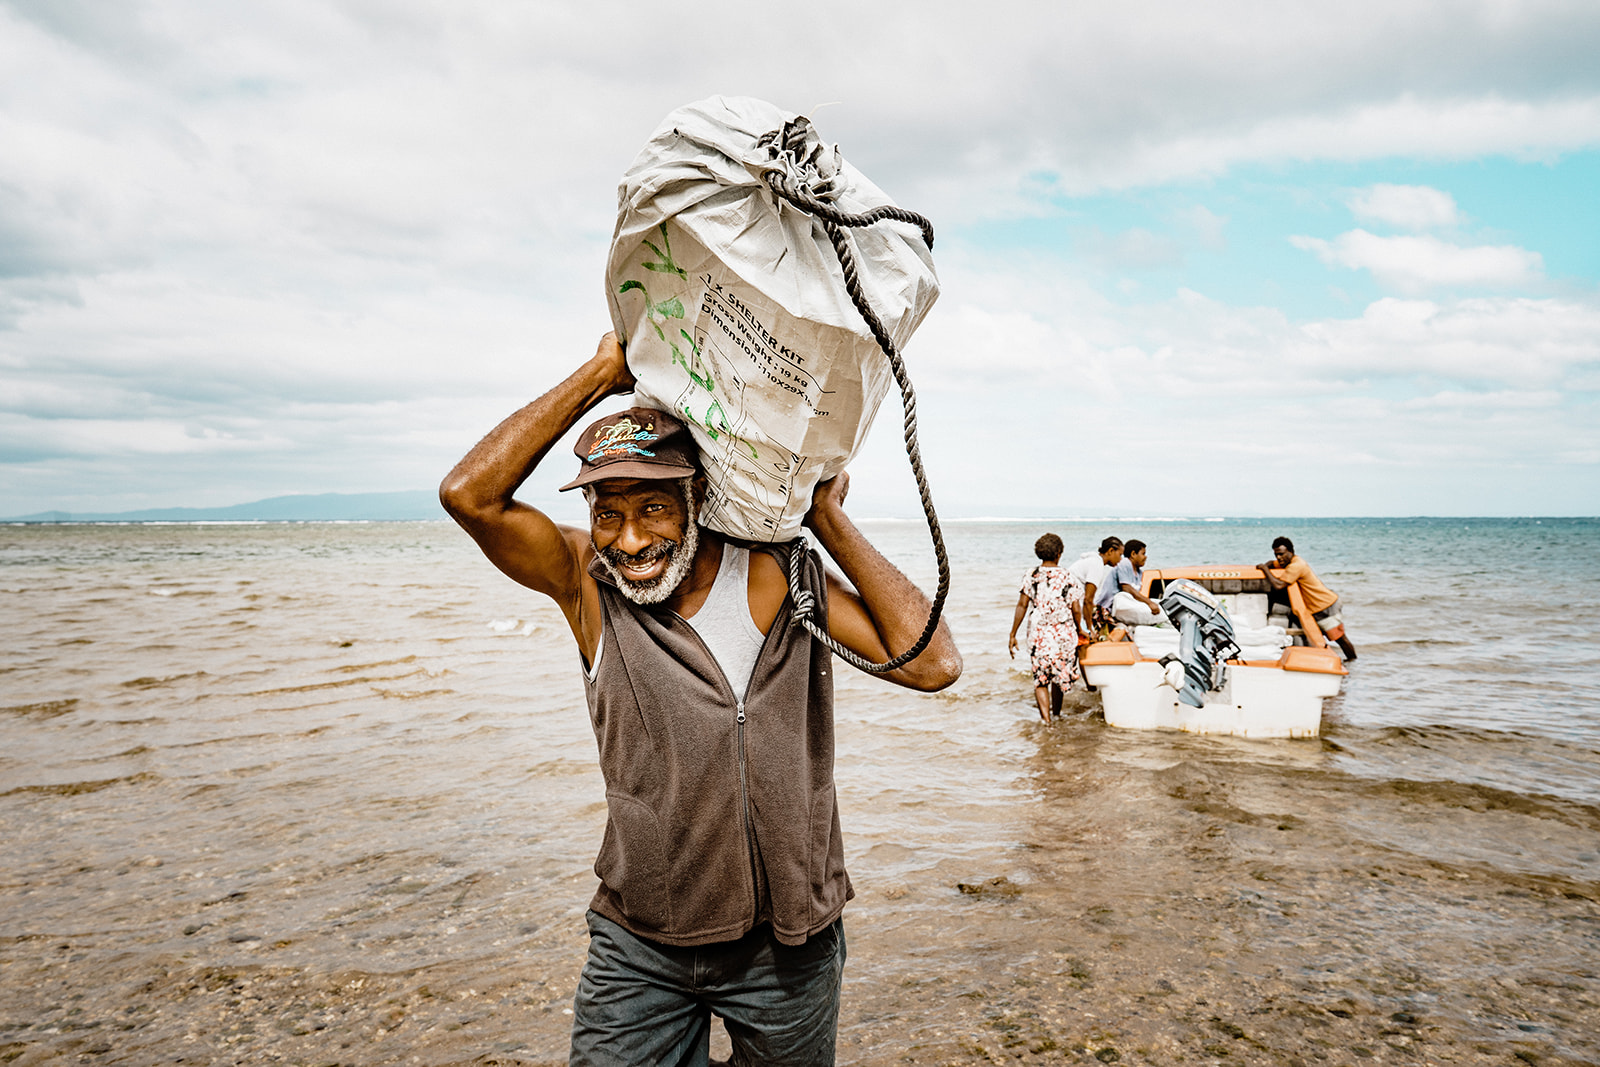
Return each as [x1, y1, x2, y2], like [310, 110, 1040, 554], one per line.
[569, 910, 847, 1067]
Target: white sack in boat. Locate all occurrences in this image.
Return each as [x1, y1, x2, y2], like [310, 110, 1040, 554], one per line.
[606, 96, 940, 542]
[1134, 622, 1290, 664]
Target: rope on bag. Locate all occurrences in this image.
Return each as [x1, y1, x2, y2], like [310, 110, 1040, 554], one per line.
[756, 118, 950, 675]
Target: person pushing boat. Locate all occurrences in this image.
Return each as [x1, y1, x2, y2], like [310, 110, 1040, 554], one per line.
[1260, 536, 1357, 660]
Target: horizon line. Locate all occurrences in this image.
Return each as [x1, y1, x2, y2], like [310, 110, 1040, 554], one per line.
[6, 514, 1596, 526]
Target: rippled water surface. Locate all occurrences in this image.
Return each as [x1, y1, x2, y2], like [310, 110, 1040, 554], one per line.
[2, 518, 1597, 1065]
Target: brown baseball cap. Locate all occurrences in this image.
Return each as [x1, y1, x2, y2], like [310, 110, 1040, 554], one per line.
[558, 407, 700, 492]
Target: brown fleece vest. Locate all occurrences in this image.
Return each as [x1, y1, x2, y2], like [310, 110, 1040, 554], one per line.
[582, 542, 852, 947]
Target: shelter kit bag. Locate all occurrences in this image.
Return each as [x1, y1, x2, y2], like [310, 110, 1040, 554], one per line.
[606, 95, 941, 543]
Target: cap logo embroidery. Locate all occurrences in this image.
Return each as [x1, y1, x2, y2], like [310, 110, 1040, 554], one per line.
[589, 416, 659, 462]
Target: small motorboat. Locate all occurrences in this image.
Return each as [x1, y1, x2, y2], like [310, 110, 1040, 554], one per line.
[1080, 565, 1347, 739]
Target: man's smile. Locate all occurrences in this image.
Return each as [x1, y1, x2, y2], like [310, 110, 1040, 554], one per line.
[617, 553, 668, 581]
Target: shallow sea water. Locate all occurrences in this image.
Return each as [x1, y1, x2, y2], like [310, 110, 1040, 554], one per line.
[1, 517, 1597, 1066]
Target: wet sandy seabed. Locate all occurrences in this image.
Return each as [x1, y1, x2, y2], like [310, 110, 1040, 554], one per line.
[4, 519, 1599, 1066]
[5, 714, 1596, 1067]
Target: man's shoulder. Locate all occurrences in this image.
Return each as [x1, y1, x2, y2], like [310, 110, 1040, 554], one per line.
[745, 541, 801, 630]
[746, 542, 786, 581]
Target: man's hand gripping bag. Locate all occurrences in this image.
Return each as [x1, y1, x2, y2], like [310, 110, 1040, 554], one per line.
[606, 96, 939, 542]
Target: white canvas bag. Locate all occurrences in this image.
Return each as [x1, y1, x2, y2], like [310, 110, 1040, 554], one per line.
[606, 96, 940, 541]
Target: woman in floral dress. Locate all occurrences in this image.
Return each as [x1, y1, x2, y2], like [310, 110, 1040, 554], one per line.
[1007, 533, 1085, 723]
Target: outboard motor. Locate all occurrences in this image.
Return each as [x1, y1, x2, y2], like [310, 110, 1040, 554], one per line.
[1158, 579, 1243, 708]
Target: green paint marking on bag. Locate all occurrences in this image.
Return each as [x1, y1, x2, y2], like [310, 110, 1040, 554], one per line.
[676, 330, 715, 392]
[620, 227, 757, 462]
[617, 279, 685, 344]
[640, 224, 687, 278]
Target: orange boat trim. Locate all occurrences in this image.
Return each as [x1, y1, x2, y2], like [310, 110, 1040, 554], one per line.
[1079, 642, 1141, 667]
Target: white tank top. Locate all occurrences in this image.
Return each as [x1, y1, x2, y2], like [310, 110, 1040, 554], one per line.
[689, 542, 767, 700]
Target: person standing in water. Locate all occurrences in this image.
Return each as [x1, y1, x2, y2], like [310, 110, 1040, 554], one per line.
[1008, 533, 1084, 723]
[439, 333, 962, 1065]
[1260, 536, 1358, 660]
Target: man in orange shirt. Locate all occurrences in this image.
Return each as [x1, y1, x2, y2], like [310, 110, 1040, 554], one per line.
[1260, 536, 1357, 660]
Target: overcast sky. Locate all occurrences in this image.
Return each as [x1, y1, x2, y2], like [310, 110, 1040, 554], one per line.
[3, 0, 1598, 518]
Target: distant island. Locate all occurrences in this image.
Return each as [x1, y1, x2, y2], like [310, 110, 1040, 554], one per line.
[5, 491, 447, 523]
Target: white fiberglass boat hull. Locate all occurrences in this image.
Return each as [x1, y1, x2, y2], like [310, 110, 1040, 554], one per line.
[1083, 660, 1339, 739]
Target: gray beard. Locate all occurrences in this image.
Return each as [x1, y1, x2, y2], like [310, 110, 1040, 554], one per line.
[592, 486, 700, 606]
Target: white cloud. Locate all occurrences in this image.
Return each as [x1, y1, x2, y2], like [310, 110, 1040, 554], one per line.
[1347, 184, 1460, 230]
[3, 0, 1599, 515]
[1178, 205, 1229, 251]
[1080, 227, 1186, 271]
[1025, 95, 1600, 205]
[833, 243, 1600, 517]
[1401, 389, 1561, 410]
[0, 414, 283, 457]
[1292, 295, 1600, 386]
[1290, 230, 1544, 292]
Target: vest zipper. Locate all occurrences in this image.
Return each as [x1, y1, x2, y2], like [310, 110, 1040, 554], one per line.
[663, 608, 764, 929]
[658, 551, 788, 931]
[736, 698, 760, 921]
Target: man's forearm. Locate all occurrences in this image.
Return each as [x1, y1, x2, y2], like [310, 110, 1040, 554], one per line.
[440, 337, 631, 520]
[810, 506, 931, 649]
[808, 501, 960, 685]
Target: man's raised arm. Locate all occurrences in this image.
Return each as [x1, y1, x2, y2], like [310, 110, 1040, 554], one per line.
[439, 334, 635, 635]
[802, 474, 963, 693]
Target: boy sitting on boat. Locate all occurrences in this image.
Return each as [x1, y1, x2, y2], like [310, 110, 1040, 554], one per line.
[1097, 539, 1167, 628]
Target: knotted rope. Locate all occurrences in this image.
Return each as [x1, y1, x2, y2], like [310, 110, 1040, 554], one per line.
[758, 119, 950, 675]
